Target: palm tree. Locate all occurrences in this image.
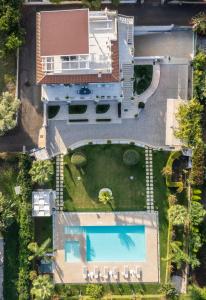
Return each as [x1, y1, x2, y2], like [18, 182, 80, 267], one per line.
[31, 275, 54, 300]
[191, 12, 206, 35]
[98, 189, 113, 205]
[28, 238, 52, 262]
[29, 160, 54, 185]
[168, 204, 188, 226]
[161, 165, 172, 176]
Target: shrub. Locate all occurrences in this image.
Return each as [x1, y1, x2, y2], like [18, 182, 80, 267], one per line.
[138, 102, 145, 109]
[71, 152, 87, 167]
[193, 189, 202, 195]
[29, 160, 54, 185]
[86, 284, 103, 299]
[190, 142, 204, 186]
[192, 195, 201, 201]
[123, 149, 140, 166]
[98, 188, 113, 205]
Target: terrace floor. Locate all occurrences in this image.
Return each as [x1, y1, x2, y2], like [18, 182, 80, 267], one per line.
[53, 211, 159, 284]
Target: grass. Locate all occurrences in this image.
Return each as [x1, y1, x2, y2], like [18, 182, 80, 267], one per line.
[0, 39, 16, 94]
[153, 150, 170, 283]
[133, 65, 153, 95]
[34, 217, 53, 245]
[64, 145, 146, 211]
[0, 156, 19, 300]
[48, 105, 60, 119]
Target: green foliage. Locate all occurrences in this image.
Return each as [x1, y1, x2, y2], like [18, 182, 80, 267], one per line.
[17, 154, 33, 300]
[86, 284, 103, 299]
[0, 91, 20, 136]
[71, 152, 87, 167]
[162, 165, 172, 176]
[188, 284, 206, 300]
[159, 283, 179, 299]
[168, 204, 188, 226]
[98, 189, 113, 205]
[0, 191, 16, 232]
[133, 65, 153, 95]
[175, 99, 203, 147]
[193, 188, 202, 195]
[82, 0, 101, 10]
[190, 142, 205, 186]
[192, 195, 201, 201]
[164, 151, 183, 191]
[190, 202, 206, 226]
[28, 238, 52, 262]
[192, 12, 206, 35]
[5, 32, 23, 51]
[192, 51, 206, 103]
[123, 149, 140, 166]
[170, 241, 190, 269]
[29, 160, 54, 185]
[31, 275, 54, 300]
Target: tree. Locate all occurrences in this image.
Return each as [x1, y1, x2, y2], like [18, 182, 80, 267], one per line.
[168, 205, 188, 226]
[192, 12, 206, 35]
[98, 188, 113, 205]
[159, 283, 179, 299]
[86, 284, 103, 299]
[175, 99, 203, 147]
[31, 275, 54, 300]
[0, 191, 16, 232]
[168, 194, 177, 206]
[190, 202, 206, 226]
[82, 0, 101, 10]
[162, 165, 172, 176]
[170, 241, 190, 269]
[70, 152, 87, 167]
[29, 160, 54, 185]
[5, 32, 23, 52]
[188, 285, 206, 300]
[0, 91, 20, 136]
[190, 142, 204, 186]
[28, 238, 52, 262]
[123, 149, 140, 166]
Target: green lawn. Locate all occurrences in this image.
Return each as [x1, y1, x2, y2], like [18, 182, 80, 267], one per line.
[63, 145, 170, 289]
[64, 145, 146, 211]
[0, 156, 19, 300]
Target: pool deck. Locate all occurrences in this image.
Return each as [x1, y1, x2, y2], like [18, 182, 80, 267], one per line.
[53, 211, 159, 284]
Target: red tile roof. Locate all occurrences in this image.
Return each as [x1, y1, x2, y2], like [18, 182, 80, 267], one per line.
[39, 10, 89, 56]
[36, 11, 120, 84]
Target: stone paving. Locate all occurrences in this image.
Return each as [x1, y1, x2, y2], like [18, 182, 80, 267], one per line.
[55, 154, 64, 211]
[47, 63, 189, 156]
[145, 147, 154, 212]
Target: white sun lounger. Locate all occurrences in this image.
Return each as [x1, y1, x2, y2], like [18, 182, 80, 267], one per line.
[136, 267, 142, 279]
[113, 267, 119, 280]
[104, 267, 109, 280]
[83, 266, 88, 279]
[94, 267, 99, 279]
[122, 265, 129, 279]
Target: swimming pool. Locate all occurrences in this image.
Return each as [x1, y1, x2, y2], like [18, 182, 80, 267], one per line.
[65, 240, 81, 262]
[64, 225, 145, 262]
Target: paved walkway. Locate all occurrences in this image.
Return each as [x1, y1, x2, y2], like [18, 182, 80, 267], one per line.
[55, 155, 64, 211]
[47, 62, 189, 156]
[0, 237, 4, 300]
[145, 147, 154, 212]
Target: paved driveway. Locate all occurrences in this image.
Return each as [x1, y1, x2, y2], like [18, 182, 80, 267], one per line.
[47, 63, 189, 156]
[134, 30, 194, 59]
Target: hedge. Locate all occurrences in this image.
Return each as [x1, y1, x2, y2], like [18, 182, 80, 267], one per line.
[17, 154, 33, 300]
[165, 151, 183, 189]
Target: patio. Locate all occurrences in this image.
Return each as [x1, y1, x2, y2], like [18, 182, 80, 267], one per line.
[42, 82, 122, 102]
[53, 211, 159, 284]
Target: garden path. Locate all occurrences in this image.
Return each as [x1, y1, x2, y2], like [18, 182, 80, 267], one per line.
[145, 147, 154, 211]
[56, 155, 64, 211]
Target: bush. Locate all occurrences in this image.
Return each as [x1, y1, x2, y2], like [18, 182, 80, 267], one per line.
[193, 189, 202, 195]
[86, 284, 103, 299]
[138, 102, 145, 109]
[29, 160, 54, 185]
[71, 152, 87, 167]
[192, 195, 201, 201]
[123, 149, 140, 166]
[164, 151, 183, 191]
[190, 142, 204, 186]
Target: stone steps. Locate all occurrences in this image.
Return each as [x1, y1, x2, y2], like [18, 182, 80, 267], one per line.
[56, 154, 64, 211]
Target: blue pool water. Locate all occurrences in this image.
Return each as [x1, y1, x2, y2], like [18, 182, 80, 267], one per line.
[64, 225, 145, 262]
[65, 240, 81, 262]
